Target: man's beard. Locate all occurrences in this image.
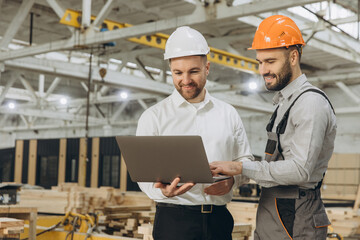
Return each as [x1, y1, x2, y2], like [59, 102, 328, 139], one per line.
[177, 82, 203, 100]
[264, 59, 293, 91]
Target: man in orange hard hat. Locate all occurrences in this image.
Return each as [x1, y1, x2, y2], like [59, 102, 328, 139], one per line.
[136, 26, 254, 240]
[210, 15, 337, 239]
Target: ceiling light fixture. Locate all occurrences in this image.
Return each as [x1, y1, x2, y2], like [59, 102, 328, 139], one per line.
[120, 91, 128, 99]
[8, 102, 15, 109]
[60, 97, 68, 105]
[248, 81, 258, 90]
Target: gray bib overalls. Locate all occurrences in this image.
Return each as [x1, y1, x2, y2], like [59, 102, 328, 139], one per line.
[254, 89, 335, 240]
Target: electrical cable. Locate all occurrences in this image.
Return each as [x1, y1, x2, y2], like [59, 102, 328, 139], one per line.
[20, 220, 63, 240]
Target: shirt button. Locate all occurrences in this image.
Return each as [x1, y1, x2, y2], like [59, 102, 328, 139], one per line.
[300, 191, 306, 197]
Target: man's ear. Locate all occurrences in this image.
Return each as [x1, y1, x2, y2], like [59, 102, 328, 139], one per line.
[290, 49, 299, 66]
[206, 61, 210, 76]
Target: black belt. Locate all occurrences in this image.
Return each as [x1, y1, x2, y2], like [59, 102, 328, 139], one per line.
[156, 202, 226, 214]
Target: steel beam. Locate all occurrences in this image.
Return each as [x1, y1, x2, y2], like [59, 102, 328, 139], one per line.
[44, 77, 62, 99]
[335, 81, 360, 104]
[111, 101, 129, 122]
[19, 75, 38, 102]
[91, 0, 115, 28]
[46, 0, 74, 33]
[0, 120, 138, 133]
[137, 99, 148, 110]
[5, 57, 174, 95]
[0, 77, 16, 105]
[38, 74, 45, 98]
[135, 57, 155, 80]
[0, 107, 106, 124]
[5, 57, 278, 113]
[308, 72, 360, 83]
[211, 92, 273, 113]
[82, 0, 91, 29]
[0, 0, 35, 48]
[0, 0, 322, 61]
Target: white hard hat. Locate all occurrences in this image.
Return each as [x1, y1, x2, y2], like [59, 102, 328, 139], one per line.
[164, 26, 210, 60]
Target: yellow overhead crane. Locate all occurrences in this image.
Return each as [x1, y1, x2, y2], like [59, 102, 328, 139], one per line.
[60, 9, 259, 74]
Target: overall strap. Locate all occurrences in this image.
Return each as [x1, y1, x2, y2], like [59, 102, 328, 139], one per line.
[275, 89, 335, 159]
[276, 89, 335, 135]
[266, 106, 279, 132]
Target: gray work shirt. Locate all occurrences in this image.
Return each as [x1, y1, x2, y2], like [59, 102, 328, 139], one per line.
[242, 74, 337, 189]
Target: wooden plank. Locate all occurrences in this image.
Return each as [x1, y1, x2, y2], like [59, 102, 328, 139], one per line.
[28, 139, 37, 185]
[0, 206, 37, 240]
[0, 218, 24, 228]
[120, 154, 127, 192]
[353, 185, 360, 210]
[91, 137, 100, 188]
[14, 140, 24, 183]
[78, 138, 87, 187]
[106, 213, 133, 220]
[58, 138, 67, 184]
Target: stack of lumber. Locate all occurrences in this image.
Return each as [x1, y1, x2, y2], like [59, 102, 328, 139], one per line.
[101, 205, 155, 238]
[18, 189, 69, 214]
[232, 223, 252, 240]
[0, 217, 24, 239]
[326, 207, 360, 237]
[137, 224, 153, 240]
[228, 202, 257, 228]
[322, 153, 360, 200]
[18, 183, 153, 214]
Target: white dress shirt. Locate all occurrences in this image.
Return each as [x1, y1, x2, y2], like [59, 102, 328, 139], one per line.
[136, 89, 254, 205]
[242, 74, 337, 189]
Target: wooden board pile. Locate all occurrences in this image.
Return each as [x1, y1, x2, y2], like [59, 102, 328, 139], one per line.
[18, 183, 134, 214]
[0, 217, 24, 239]
[227, 202, 257, 228]
[100, 205, 155, 239]
[232, 223, 252, 240]
[322, 153, 360, 200]
[18, 189, 69, 214]
[326, 207, 360, 237]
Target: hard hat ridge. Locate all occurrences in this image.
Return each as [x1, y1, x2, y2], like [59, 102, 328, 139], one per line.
[164, 26, 210, 60]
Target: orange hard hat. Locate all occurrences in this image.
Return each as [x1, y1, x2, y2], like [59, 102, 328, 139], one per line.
[249, 15, 305, 50]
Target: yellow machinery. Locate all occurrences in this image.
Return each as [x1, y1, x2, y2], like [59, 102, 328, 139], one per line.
[327, 226, 343, 240]
[20, 212, 111, 240]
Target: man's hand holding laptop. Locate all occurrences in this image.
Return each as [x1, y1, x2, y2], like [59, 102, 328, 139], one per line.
[154, 177, 195, 197]
[154, 171, 235, 197]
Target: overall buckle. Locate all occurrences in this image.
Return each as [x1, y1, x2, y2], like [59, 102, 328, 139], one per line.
[201, 205, 213, 213]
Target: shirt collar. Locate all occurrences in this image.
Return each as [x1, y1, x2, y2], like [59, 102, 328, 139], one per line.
[171, 88, 212, 107]
[272, 74, 307, 105]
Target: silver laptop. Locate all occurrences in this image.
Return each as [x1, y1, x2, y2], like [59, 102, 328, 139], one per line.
[115, 135, 230, 184]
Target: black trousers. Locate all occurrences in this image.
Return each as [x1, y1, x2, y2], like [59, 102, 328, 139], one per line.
[153, 203, 234, 240]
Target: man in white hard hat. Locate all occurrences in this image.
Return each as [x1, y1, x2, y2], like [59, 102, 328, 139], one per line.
[136, 26, 254, 240]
